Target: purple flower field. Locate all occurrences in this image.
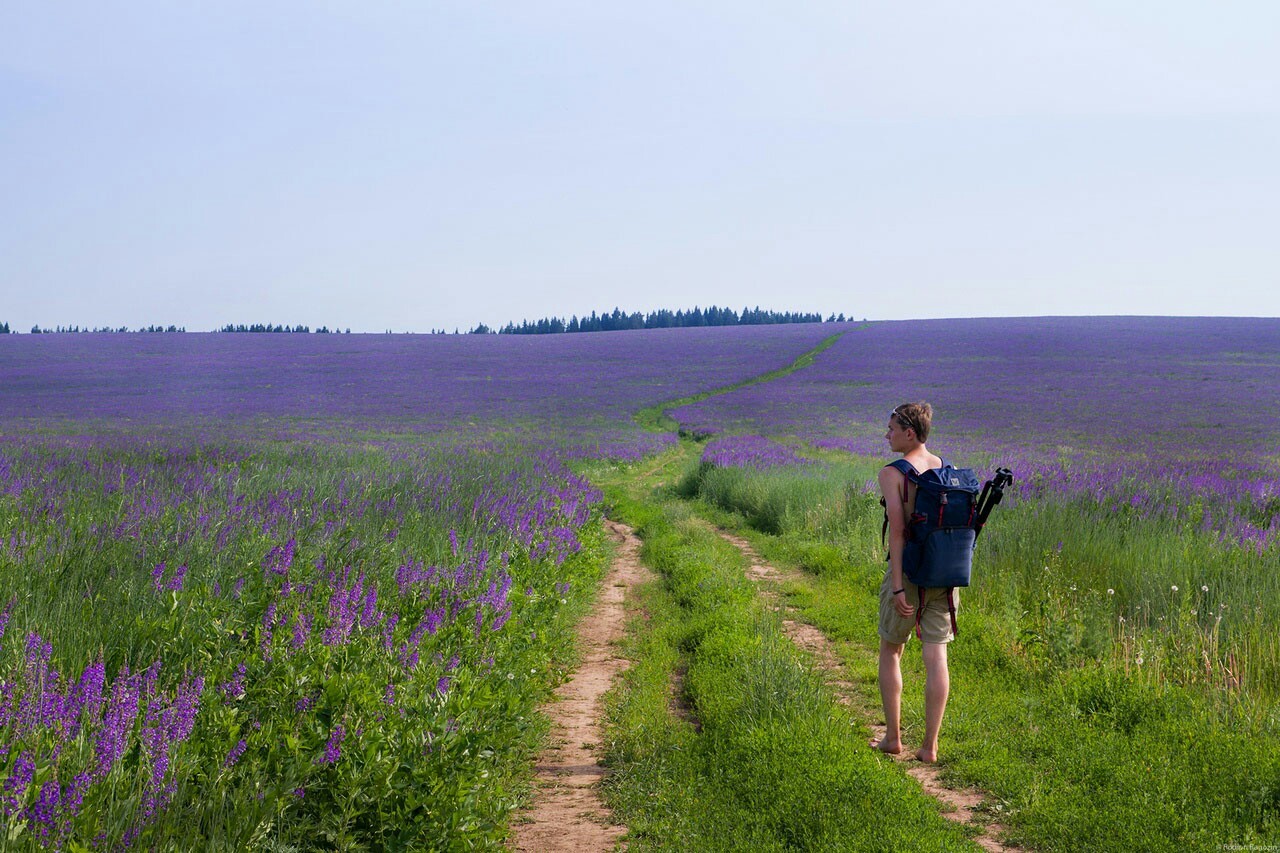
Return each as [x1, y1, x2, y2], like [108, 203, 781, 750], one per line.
[671, 317, 1280, 550]
[0, 324, 850, 847]
[2, 316, 1276, 845]
[0, 325, 837, 456]
[671, 317, 1280, 451]
[0, 432, 609, 845]
[0, 437, 608, 847]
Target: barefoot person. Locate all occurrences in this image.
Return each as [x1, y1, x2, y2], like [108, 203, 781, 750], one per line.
[872, 402, 953, 763]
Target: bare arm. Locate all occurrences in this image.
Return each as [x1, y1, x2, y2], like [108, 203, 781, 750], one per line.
[878, 466, 916, 619]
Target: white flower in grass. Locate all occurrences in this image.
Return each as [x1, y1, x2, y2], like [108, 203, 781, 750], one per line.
[1171, 585, 1179, 592]
[1202, 585, 1209, 592]
[1136, 656, 1144, 665]
[1107, 588, 1115, 595]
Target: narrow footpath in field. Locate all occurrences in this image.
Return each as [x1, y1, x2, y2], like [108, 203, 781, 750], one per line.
[713, 526, 1018, 853]
[512, 519, 648, 852]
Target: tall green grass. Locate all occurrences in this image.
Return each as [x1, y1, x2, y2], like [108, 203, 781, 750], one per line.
[682, 453, 1280, 707]
[678, 451, 1280, 850]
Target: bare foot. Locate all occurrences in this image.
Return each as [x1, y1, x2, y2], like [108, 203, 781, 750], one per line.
[914, 746, 938, 763]
[871, 737, 903, 755]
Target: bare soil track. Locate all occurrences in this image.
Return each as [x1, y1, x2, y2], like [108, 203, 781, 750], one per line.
[511, 519, 648, 853]
[716, 529, 1019, 853]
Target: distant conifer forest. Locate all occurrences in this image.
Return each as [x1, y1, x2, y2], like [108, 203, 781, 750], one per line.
[0, 307, 850, 335]
[478, 306, 849, 335]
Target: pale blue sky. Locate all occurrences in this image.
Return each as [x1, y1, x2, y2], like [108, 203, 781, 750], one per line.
[3, 2, 1278, 332]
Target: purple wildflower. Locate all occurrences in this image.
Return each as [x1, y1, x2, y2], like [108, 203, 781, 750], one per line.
[3, 751, 35, 816]
[139, 673, 204, 820]
[0, 596, 15, 642]
[381, 613, 400, 651]
[261, 603, 278, 652]
[166, 563, 187, 592]
[220, 663, 247, 701]
[318, 725, 345, 766]
[224, 739, 248, 767]
[26, 779, 61, 842]
[95, 664, 142, 778]
[263, 538, 296, 576]
[398, 607, 445, 668]
[291, 613, 313, 650]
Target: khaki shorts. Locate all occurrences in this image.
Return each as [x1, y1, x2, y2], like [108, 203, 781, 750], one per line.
[878, 567, 958, 645]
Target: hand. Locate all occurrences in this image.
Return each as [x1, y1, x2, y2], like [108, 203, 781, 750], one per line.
[894, 591, 915, 619]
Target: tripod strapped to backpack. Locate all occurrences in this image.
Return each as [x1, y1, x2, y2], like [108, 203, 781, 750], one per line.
[973, 467, 1014, 541]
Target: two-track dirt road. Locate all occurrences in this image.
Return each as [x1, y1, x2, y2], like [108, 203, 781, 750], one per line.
[512, 520, 648, 853]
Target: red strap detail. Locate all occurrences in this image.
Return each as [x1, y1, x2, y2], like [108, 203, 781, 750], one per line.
[947, 588, 959, 638]
[915, 588, 924, 641]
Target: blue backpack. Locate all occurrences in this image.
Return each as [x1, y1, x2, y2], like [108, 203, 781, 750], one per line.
[882, 459, 982, 589]
[880, 460, 1014, 638]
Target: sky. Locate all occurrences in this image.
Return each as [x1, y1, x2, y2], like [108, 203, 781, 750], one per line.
[3, 1, 1278, 332]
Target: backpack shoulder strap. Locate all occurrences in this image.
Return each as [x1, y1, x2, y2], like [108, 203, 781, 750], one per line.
[880, 460, 917, 554]
[884, 458, 918, 484]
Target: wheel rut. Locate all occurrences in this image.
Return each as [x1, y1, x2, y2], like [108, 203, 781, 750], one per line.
[715, 528, 1020, 853]
[511, 519, 649, 852]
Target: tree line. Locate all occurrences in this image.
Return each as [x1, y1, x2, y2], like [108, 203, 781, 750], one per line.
[0, 324, 353, 334]
[11, 324, 186, 334]
[477, 306, 850, 335]
[1, 307, 852, 336]
[216, 324, 351, 334]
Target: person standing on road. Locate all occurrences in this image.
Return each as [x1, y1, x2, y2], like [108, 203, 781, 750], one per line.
[871, 401, 953, 763]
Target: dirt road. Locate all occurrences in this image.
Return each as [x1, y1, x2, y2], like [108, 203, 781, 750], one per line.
[511, 519, 648, 853]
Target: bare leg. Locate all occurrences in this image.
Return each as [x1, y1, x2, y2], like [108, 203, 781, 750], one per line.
[873, 639, 905, 754]
[917, 642, 950, 763]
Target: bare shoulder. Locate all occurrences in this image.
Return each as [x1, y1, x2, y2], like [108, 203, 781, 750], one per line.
[878, 462, 906, 481]
[877, 463, 905, 495]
